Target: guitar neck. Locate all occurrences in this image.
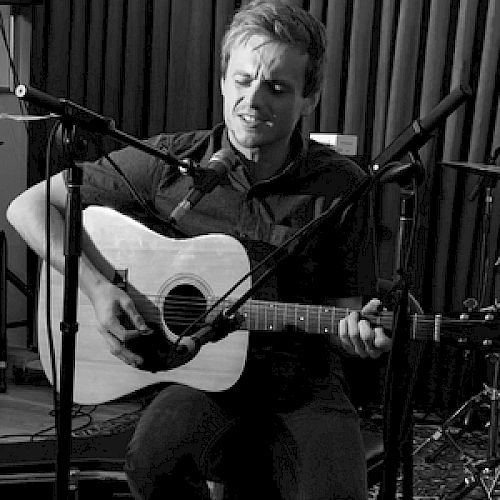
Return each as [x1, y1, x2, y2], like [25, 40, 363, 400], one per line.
[235, 299, 393, 335]
[225, 299, 500, 349]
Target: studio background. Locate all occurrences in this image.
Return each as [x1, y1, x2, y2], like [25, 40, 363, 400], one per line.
[3, 0, 500, 415]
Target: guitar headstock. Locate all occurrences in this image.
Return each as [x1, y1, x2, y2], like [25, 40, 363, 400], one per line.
[439, 309, 500, 351]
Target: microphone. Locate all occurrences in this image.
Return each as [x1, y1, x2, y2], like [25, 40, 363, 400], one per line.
[373, 84, 472, 172]
[169, 148, 236, 224]
[15, 84, 116, 133]
[15, 84, 189, 169]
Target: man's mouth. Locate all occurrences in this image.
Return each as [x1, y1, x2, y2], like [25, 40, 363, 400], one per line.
[238, 113, 272, 127]
[240, 113, 261, 124]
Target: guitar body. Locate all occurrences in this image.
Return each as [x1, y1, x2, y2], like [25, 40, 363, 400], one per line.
[37, 206, 251, 405]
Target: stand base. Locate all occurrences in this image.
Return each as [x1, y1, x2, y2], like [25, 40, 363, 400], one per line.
[418, 353, 500, 499]
[440, 459, 500, 500]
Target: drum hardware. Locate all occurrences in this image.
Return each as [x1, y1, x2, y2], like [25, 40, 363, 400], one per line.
[416, 152, 500, 499]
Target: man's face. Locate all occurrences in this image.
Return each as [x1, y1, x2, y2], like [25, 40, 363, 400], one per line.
[221, 35, 318, 155]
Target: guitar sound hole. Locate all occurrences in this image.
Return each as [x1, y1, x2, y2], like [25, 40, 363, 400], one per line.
[163, 284, 207, 335]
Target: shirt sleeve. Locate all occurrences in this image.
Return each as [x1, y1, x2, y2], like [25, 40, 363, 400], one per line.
[69, 134, 174, 214]
[304, 146, 378, 302]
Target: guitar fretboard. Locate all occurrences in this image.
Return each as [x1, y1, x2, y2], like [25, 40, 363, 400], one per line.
[208, 298, 499, 346]
[240, 300, 351, 334]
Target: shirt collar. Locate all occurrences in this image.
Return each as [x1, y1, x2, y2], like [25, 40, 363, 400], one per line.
[197, 124, 308, 197]
[246, 128, 307, 198]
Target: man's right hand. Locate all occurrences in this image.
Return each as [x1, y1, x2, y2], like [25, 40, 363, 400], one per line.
[88, 280, 153, 367]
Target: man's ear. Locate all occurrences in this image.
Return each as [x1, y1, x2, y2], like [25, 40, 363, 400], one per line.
[301, 92, 320, 117]
[220, 76, 226, 96]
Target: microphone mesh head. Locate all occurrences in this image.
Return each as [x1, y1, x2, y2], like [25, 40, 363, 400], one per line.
[210, 148, 237, 173]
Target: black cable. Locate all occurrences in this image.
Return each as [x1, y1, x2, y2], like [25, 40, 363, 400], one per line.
[99, 148, 188, 238]
[0, 403, 145, 442]
[402, 178, 419, 275]
[45, 119, 63, 431]
[90, 126, 219, 239]
[0, 9, 29, 127]
[174, 173, 374, 344]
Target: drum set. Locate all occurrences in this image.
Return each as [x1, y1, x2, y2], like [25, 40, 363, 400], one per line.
[415, 151, 500, 500]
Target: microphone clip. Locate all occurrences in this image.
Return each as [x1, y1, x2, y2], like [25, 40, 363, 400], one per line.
[177, 158, 197, 177]
[377, 157, 425, 186]
[193, 310, 244, 345]
[176, 310, 244, 356]
[209, 310, 245, 342]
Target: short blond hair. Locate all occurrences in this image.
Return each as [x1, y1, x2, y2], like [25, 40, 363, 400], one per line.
[221, 0, 326, 97]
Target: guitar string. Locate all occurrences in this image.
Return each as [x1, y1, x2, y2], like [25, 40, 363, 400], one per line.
[108, 293, 493, 337]
[123, 293, 490, 322]
[124, 293, 491, 323]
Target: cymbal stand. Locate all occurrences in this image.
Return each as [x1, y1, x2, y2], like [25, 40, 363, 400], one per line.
[418, 150, 500, 499]
[437, 352, 500, 499]
[473, 173, 498, 308]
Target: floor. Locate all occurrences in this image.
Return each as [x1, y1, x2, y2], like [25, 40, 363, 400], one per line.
[6, 346, 492, 499]
[0, 346, 141, 498]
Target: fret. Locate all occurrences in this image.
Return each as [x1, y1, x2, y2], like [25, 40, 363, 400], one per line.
[252, 301, 259, 330]
[243, 302, 251, 330]
[307, 305, 320, 333]
[242, 308, 250, 330]
[254, 301, 259, 330]
[276, 302, 285, 332]
[259, 302, 267, 330]
[253, 301, 258, 330]
[260, 301, 266, 331]
[267, 303, 274, 331]
[321, 307, 330, 334]
[306, 304, 310, 332]
[297, 304, 306, 329]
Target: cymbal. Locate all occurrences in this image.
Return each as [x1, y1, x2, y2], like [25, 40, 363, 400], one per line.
[439, 161, 500, 176]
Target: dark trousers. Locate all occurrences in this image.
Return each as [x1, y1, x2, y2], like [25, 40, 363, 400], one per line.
[124, 384, 367, 500]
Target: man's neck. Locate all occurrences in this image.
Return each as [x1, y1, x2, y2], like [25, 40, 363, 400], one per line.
[246, 148, 289, 181]
[230, 137, 292, 181]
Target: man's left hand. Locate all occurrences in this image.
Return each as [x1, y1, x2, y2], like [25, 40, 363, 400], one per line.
[338, 298, 392, 358]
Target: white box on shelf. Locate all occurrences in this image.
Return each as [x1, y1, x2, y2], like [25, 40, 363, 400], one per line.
[310, 133, 358, 156]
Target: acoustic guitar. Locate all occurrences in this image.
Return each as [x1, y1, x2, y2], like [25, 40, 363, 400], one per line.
[37, 206, 500, 405]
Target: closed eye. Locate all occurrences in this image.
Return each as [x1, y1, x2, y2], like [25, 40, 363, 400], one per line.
[234, 75, 252, 87]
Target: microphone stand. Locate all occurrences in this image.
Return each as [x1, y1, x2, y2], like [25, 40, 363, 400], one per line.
[14, 85, 193, 500]
[56, 119, 82, 500]
[184, 150, 423, 500]
[377, 151, 424, 500]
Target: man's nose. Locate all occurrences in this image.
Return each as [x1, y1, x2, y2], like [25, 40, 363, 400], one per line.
[244, 81, 267, 108]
